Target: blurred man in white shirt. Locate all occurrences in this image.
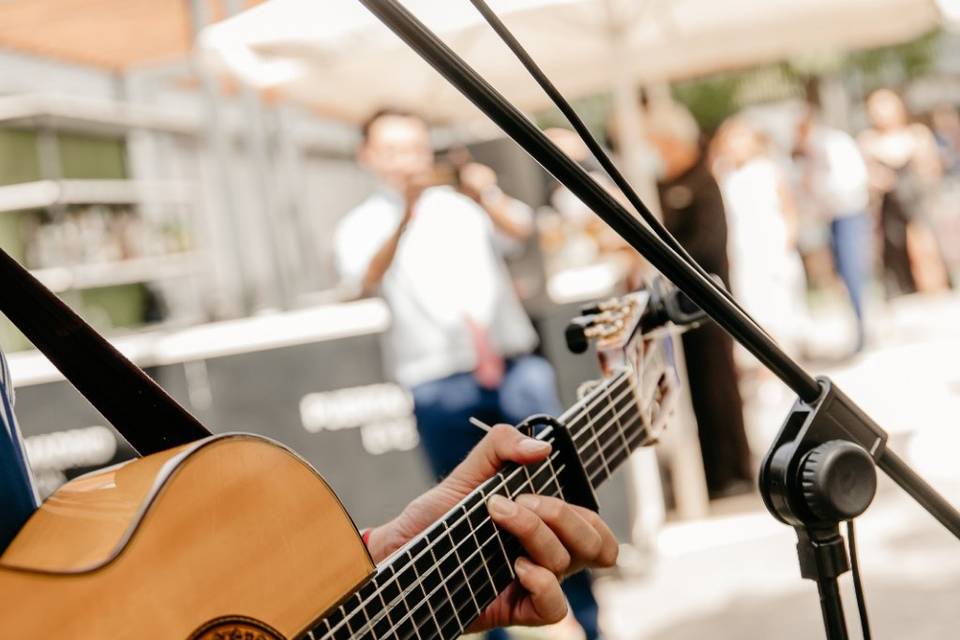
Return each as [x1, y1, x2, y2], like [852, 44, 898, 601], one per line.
[796, 108, 872, 352]
[335, 108, 602, 640]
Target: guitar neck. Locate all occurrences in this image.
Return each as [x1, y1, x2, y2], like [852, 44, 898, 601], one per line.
[306, 368, 644, 640]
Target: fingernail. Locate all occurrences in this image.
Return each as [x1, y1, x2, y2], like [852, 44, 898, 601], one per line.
[515, 556, 532, 574]
[487, 494, 518, 517]
[518, 438, 550, 455]
[516, 494, 540, 510]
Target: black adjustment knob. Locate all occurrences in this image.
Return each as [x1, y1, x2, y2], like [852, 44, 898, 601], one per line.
[800, 440, 877, 523]
[565, 316, 593, 354]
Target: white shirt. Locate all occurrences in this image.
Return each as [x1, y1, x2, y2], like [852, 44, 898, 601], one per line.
[805, 126, 870, 218]
[334, 186, 538, 388]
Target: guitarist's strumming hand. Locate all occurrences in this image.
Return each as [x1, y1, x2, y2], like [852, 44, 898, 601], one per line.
[365, 425, 619, 632]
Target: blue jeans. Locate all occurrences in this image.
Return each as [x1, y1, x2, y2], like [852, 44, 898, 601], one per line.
[412, 355, 601, 640]
[830, 213, 871, 351]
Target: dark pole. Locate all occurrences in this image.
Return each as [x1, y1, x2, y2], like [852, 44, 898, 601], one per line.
[0, 250, 211, 456]
[879, 449, 960, 537]
[357, 0, 822, 403]
[816, 578, 850, 640]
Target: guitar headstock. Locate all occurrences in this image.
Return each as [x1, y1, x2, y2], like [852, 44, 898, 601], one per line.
[565, 277, 705, 446]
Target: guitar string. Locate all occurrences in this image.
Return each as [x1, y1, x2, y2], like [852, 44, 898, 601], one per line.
[318, 459, 568, 640]
[318, 370, 635, 631]
[377, 465, 570, 640]
[369, 406, 650, 640]
[323, 369, 636, 637]
[318, 371, 641, 640]
[397, 413, 651, 640]
[320, 376, 642, 640]
[327, 413, 647, 640]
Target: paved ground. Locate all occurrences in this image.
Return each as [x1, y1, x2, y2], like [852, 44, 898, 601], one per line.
[589, 292, 960, 640]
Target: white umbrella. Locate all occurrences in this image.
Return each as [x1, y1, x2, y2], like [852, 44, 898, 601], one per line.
[201, 0, 944, 124]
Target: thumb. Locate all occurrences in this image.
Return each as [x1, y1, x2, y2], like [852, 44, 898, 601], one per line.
[446, 425, 552, 492]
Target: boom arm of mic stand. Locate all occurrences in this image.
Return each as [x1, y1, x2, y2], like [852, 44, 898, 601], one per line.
[880, 449, 960, 538]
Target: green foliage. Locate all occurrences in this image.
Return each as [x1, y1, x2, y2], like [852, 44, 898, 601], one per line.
[845, 30, 940, 91]
[672, 75, 741, 134]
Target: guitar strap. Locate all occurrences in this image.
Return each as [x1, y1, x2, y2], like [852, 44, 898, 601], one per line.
[0, 248, 212, 456]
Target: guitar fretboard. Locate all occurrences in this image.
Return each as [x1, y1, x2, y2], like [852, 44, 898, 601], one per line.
[305, 368, 645, 640]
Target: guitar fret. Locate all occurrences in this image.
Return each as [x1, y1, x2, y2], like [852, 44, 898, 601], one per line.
[481, 483, 516, 580]
[604, 389, 640, 472]
[409, 539, 444, 640]
[394, 555, 429, 640]
[460, 500, 499, 597]
[354, 581, 382, 640]
[543, 456, 566, 500]
[428, 537, 464, 637]
[584, 400, 611, 486]
[605, 384, 631, 458]
[442, 519, 482, 621]
[504, 464, 531, 498]
[376, 564, 409, 640]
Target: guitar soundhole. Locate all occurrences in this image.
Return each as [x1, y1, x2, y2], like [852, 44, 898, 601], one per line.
[188, 615, 285, 640]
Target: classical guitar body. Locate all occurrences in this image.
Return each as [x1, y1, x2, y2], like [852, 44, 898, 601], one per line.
[0, 434, 373, 639]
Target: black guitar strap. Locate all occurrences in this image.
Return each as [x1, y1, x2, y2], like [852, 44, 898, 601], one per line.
[0, 248, 212, 456]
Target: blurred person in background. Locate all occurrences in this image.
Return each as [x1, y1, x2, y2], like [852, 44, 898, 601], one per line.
[932, 104, 960, 177]
[859, 89, 950, 296]
[794, 106, 872, 354]
[644, 102, 752, 498]
[0, 347, 38, 551]
[334, 108, 602, 640]
[538, 127, 645, 288]
[930, 104, 960, 277]
[711, 119, 808, 360]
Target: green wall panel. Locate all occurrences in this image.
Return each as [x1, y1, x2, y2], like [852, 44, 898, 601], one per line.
[57, 134, 126, 180]
[0, 129, 40, 186]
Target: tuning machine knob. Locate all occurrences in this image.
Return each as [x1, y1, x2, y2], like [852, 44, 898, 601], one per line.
[565, 316, 595, 354]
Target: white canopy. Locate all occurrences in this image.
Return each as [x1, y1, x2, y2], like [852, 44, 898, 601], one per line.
[201, 0, 944, 123]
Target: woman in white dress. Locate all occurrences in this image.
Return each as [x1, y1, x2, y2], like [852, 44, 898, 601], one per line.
[712, 119, 808, 360]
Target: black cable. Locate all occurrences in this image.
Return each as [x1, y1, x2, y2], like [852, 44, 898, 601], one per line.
[465, 0, 769, 338]
[847, 519, 872, 640]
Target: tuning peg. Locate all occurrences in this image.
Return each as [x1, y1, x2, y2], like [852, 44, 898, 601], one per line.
[579, 297, 621, 316]
[565, 316, 594, 354]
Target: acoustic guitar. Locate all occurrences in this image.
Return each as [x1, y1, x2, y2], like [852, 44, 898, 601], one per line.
[0, 288, 682, 639]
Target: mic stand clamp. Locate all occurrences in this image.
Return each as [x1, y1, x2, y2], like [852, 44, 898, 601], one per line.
[759, 377, 883, 639]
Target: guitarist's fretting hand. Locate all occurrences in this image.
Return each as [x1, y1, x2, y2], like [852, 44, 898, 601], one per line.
[365, 425, 619, 632]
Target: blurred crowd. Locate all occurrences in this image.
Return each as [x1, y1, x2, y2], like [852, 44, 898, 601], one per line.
[535, 87, 960, 498]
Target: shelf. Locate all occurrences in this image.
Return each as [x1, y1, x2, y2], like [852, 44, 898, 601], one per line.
[0, 178, 197, 213]
[0, 92, 359, 155]
[30, 253, 201, 293]
[0, 94, 198, 136]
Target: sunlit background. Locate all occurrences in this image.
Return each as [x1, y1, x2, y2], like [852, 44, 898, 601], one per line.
[3, 1, 960, 638]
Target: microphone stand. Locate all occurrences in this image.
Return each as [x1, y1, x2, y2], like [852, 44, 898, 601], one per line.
[356, 1, 960, 637]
